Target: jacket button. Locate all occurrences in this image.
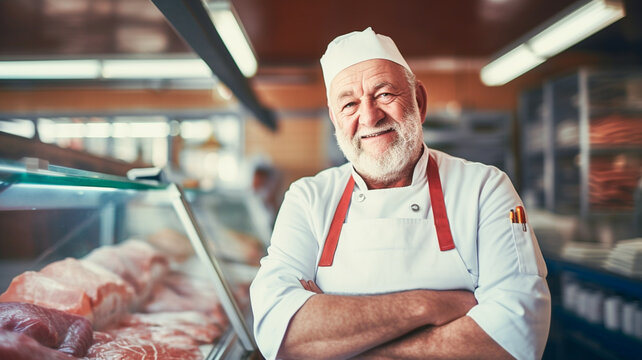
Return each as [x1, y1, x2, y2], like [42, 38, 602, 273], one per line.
[411, 204, 420, 212]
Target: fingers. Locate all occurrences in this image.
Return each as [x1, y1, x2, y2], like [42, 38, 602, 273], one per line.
[308, 280, 323, 294]
[299, 279, 309, 290]
[299, 279, 324, 294]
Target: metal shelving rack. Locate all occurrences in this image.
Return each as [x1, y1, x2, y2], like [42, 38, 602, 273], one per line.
[423, 110, 514, 179]
[545, 257, 642, 360]
[520, 67, 641, 224]
[521, 68, 642, 360]
[519, 87, 547, 208]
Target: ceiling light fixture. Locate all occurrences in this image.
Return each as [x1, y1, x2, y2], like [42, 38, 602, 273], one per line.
[101, 59, 212, 78]
[481, 0, 625, 86]
[207, 0, 258, 78]
[0, 58, 213, 80]
[0, 60, 101, 79]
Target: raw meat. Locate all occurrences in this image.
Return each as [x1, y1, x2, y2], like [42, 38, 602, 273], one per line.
[0, 302, 93, 357]
[117, 311, 222, 344]
[0, 271, 94, 322]
[147, 228, 194, 263]
[141, 273, 228, 328]
[85, 331, 203, 360]
[84, 246, 143, 296]
[107, 325, 199, 348]
[40, 258, 135, 330]
[0, 329, 75, 360]
[84, 240, 169, 306]
[141, 282, 195, 314]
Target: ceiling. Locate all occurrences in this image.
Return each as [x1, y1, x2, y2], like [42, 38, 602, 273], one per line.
[3, 0, 640, 130]
[1, 0, 640, 71]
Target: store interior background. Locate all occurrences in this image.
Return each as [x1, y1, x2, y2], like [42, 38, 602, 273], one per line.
[0, 0, 641, 359]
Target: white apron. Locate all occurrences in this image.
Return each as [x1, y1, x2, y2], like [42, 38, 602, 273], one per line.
[316, 155, 475, 294]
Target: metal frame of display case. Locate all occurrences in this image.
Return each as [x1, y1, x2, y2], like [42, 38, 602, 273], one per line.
[185, 188, 273, 248]
[0, 158, 258, 358]
[171, 184, 256, 352]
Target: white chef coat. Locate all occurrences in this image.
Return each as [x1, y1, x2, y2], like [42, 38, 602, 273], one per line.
[250, 144, 551, 360]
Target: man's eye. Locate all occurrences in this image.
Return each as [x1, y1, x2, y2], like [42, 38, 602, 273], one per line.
[377, 93, 392, 98]
[342, 102, 356, 110]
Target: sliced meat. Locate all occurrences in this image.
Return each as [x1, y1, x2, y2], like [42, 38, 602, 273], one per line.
[147, 228, 194, 263]
[0, 302, 93, 357]
[39, 258, 135, 330]
[118, 311, 222, 344]
[86, 331, 203, 360]
[84, 240, 169, 306]
[84, 246, 143, 295]
[141, 273, 228, 328]
[106, 325, 200, 348]
[0, 272, 93, 322]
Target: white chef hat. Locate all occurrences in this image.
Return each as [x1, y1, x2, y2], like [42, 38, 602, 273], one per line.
[320, 27, 412, 95]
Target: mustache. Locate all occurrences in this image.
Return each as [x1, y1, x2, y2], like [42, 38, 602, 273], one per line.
[353, 121, 400, 142]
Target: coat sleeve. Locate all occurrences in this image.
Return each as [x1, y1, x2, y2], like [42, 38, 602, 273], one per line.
[249, 181, 320, 360]
[466, 170, 551, 360]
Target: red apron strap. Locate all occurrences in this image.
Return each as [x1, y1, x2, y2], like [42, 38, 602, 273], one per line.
[428, 155, 455, 251]
[318, 176, 355, 267]
[318, 153, 455, 266]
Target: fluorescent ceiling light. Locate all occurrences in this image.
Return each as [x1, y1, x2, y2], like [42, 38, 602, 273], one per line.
[481, 0, 625, 86]
[481, 44, 546, 86]
[85, 123, 112, 138]
[209, 2, 258, 78]
[529, 0, 625, 58]
[0, 59, 214, 80]
[0, 60, 100, 79]
[102, 59, 212, 79]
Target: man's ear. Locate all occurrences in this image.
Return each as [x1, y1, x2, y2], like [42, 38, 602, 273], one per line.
[415, 80, 428, 124]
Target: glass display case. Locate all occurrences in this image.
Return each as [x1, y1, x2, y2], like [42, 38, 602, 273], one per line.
[0, 158, 258, 359]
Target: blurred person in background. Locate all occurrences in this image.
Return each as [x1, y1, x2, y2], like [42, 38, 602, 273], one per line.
[251, 161, 283, 226]
[250, 27, 550, 360]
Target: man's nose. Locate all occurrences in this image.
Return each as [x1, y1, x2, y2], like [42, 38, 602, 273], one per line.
[358, 99, 384, 127]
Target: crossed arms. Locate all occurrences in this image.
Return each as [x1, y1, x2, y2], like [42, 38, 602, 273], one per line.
[251, 169, 550, 359]
[277, 280, 512, 360]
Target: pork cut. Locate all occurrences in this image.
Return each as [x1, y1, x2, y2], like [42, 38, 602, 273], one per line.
[116, 311, 222, 344]
[39, 258, 135, 330]
[141, 273, 228, 328]
[85, 331, 203, 360]
[84, 240, 169, 306]
[0, 272, 93, 322]
[0, 302, 93, 357]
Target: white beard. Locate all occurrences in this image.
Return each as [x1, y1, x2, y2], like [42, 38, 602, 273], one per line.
[334, 108, 424, 184]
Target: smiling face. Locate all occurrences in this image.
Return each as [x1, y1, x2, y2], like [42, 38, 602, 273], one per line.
[328, 59, 427, 188]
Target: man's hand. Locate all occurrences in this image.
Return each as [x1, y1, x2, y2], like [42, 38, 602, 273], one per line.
[424, 289, 477, 326]
[354, 315, 513, 360]
[299, 279, 324, 294]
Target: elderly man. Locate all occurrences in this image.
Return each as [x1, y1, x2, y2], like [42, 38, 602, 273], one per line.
[250, 27, 551, 360]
